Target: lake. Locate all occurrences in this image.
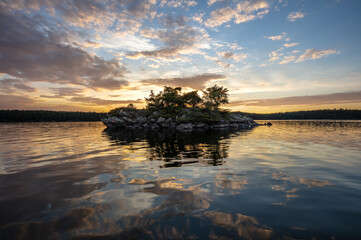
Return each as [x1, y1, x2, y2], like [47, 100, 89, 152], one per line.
[0, 120, 360, 239]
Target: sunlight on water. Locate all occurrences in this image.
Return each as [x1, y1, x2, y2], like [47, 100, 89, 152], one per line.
[0, 121, 360, 239]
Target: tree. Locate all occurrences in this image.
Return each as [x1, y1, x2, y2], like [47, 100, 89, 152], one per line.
[145, 86, 184, 113]
[182, 91, 202, 107]
[202, 85, 229, 110]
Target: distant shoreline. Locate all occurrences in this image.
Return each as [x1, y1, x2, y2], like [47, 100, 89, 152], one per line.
[0, 109, 360, 122]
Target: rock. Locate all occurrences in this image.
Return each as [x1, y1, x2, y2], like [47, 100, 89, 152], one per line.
[230, 123, 238, 128]
[143, 123, 150, 128]
[151, 124, 160, 130]
[122, 116, 133, 123]
[166, 117, 172, 123]
[135, 116, 147, 123]
[176, 123, 193, 131]
[214, 124, 227, 128]
[195, 123, 205, 128]
[160, 122, 171, 128]
[157, 117, 165, 123]
[152, 111, 160, 117]
[149, 118, 156, 123]
[266, 122, 272, 126]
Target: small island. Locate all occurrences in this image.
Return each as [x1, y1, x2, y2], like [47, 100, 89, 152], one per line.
[102, 85, 269, 131]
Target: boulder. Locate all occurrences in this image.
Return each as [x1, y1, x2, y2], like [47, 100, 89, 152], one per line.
[157, 117, 165, 123]
[195, 123, 206, 128]
[176, 123, 193, 131]
[151, 124, 160, 130]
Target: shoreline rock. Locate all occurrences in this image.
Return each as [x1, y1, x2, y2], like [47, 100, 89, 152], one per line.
[101, 109, 269, 132]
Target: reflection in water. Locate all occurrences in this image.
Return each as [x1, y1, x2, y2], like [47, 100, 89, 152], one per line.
[0, 121, 361, 239]
[104, 128, 252, 167]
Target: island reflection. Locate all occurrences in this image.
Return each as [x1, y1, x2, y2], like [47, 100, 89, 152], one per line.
[104, 128, 254, 167]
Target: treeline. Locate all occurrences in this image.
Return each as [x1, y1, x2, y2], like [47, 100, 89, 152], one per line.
[0, 109, 360, 122]
[0, 110, 106, 122]
[241, 109, 361, 120]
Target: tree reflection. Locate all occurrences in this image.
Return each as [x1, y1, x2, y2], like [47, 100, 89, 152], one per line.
[104, 128, 254, 167]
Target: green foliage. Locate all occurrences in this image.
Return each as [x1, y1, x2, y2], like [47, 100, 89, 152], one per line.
[108, 104, 137, 116]
[202, 85, 229, 110]
[182, 91, 202, 107]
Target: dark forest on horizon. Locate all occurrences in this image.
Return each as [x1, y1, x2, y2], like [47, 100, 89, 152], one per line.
[0, 109, 360, 122]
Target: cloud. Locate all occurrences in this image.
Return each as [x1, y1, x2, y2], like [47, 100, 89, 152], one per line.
[218, 51, 247, 62]
[287, 12, 305, 22]
[192, 12, 205, 24]
[229, 91, 361, 107]
[204, 0, 269, 27]
[0, 78, 36, 93]
[216, 61, 232, 68]
[0, 94, 36, 109]
[161, 14, 187, 28]
[234, 0, 269, 24]
[160, 0, 198, 8]
[0, 6, 129, 90]
[279, 55, 297, 64]
[207, 0, 224, 6]
[127, 25, 207, 60]
[142, 73, 226, 90]
[296, 49, 337, 62]
[268, 49, 283, 62]
[40, 87, 85, 99]
[283, 42, 299, 48]
[204, 7, 235, 28]
[267, 32, 287, 41]
[69, 96, 143, 106]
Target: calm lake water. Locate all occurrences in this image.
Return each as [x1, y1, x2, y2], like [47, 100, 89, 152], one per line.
[0, 121, 360, 239]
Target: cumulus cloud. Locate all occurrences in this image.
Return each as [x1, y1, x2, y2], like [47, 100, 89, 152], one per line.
[204, 0, 269, 27]
[279, 55, 297, 65]
[287, 12, 305, 22]
[267, 32, 287, 41]
[234, 0, 269, 24]
[229, 91, 361, 107]
[283, 42, 299, 48]
[160, 0, 198, 8]
[208, 0, 224, 6]
[296, 49, 338, 62]
[0, 6, 129, 90]
[204, 7, 235, 28]
[142, 73, 226, 90]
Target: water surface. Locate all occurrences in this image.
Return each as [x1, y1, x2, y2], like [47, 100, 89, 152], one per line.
[0, 121, 360, 239]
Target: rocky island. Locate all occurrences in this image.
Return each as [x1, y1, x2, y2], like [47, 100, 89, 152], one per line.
[102, 85, 269, 131]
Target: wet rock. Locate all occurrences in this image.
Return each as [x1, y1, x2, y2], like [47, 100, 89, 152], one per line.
[195, 123, 206, 128]
[176, 123, 193, 131]
[157, 117, 165, 123]
[151, 124, 160, 130]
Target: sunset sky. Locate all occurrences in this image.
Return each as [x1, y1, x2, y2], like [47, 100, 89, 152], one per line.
[0, 0, 360, 113]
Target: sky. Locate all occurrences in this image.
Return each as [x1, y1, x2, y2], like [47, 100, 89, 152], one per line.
[0, 0, 361, 113]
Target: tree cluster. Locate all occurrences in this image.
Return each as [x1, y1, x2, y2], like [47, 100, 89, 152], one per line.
[145, 85, 229, 115]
